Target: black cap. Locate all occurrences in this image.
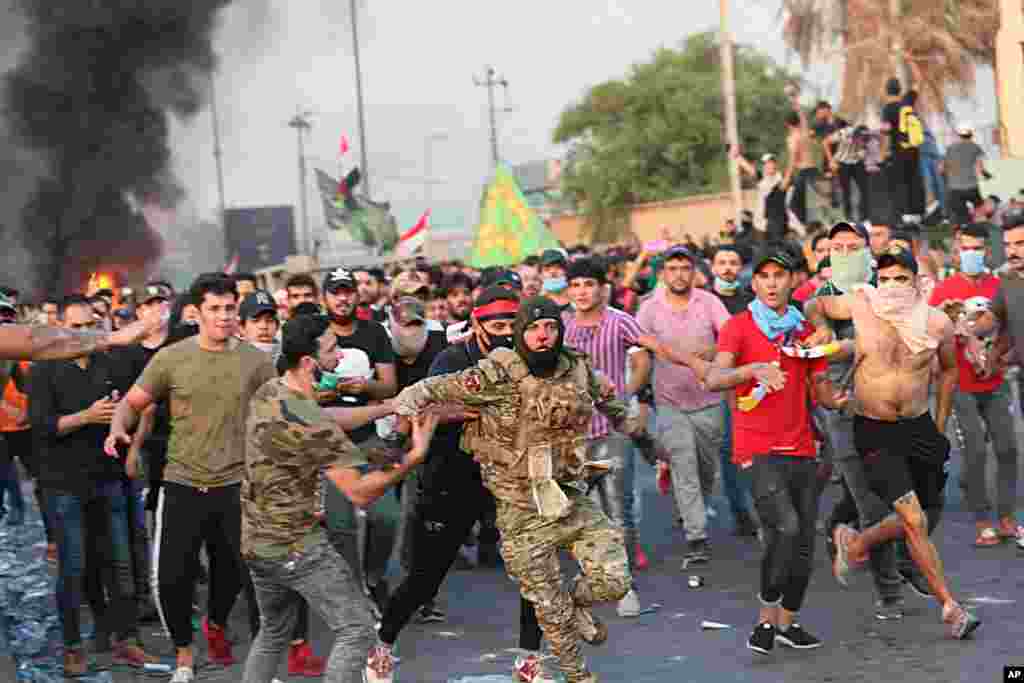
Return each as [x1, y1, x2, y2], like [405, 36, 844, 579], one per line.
[828, 221, 870, 242]
[322, 267, 357, 293]
[239, 290, 278, 321]
[540, 248, 568, 267]
[480, 268, 523, 291]
[876, 246, 918, 274]
[1003, 208, 1024, 230]
[753, 250, 795, 274]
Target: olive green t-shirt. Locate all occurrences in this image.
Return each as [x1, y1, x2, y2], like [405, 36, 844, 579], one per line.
[137, 337, 276, 489]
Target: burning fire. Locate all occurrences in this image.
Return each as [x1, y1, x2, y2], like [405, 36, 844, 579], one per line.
[87, 272, 116, 296]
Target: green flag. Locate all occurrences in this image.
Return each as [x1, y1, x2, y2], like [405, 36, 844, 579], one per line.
[467, 164, 561, 268]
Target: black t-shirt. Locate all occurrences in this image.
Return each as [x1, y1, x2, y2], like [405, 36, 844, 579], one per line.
[713, 288, 754, 316]
[396, 330, 447, 391]
[107, 340, 175, 445]
[325, 320, 395, 444]
[882, 101, 905, 155]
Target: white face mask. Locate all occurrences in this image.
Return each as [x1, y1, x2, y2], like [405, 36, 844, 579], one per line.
[249, 340, 279, 356]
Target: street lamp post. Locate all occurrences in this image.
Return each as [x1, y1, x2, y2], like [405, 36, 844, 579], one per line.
[350, 0, 371, 198]
[287, 111, 313, 256]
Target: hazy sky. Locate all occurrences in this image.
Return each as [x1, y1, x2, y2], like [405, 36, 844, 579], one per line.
[171, 0, 996, 240]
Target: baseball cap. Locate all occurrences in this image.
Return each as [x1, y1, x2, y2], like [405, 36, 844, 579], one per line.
[0, 293, 16, 315]
[390, 270, 430, 299]
[540, 248, 568, 267]
[480, 268, 522, 291]
[828, 220, 870, 242]
[753, 250, 795, 274]
[662, 244, 697, 263]
[761, 153, 777, 163]
[140, 282, 173, 304]
[390, 296, 426, 325]
[113, 307, 136, 322]
[876, 245, 918, 274]
[239, 290, 278, 321]
[322, 267, 357, 293]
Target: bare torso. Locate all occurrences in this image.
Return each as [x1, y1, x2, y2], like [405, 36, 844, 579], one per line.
[789, 128, 813, 170]
[850, 292, 948, 421]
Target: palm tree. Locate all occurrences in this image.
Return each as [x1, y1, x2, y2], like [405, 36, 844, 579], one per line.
[781, 0, 999, 118]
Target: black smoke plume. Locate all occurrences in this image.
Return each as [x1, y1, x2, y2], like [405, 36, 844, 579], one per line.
[3, 1, 233, 297]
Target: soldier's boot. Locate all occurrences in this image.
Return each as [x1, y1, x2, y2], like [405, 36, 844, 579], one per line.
[574, 605, 608, 646]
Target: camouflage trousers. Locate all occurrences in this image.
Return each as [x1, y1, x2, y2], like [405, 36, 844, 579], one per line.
[497, 491, 630, 683]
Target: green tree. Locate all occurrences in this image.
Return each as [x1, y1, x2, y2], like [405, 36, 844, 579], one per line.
[553, 31, 794, 243]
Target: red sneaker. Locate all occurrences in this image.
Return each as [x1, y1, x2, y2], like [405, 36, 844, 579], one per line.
[204, 619, 235, 667]
[288, 641, 326, 677]
[634, 544, 650, 571]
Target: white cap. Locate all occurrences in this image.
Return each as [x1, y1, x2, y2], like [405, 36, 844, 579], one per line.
[761, 153, 776, 163]
[956, 122, 975, 136]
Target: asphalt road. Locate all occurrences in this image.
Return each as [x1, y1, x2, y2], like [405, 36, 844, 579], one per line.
[3, 412, 1023, 683]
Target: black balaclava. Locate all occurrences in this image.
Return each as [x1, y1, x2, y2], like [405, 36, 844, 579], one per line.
[514, 296, 565, 377]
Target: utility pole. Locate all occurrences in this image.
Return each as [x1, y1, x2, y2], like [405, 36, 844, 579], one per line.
[474, 66, 508, 167]
[287, 111, 312, 256]
[719, 0, 743, 223]
[424, 132, 448, 205]
[350, 0, 371, 198]
[889, 0, 911, 88]
[209, 73, 227, 230]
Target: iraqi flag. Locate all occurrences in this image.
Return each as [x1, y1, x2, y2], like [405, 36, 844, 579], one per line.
[223, 252, 240, 275]
[395, 210, 429, 258]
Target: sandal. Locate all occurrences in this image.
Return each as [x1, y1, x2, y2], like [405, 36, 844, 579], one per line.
[974, 525, 1001, 547]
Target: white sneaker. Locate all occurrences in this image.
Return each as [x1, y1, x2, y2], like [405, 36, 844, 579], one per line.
[514, 653, 557, 682]
[365, 643, 395, 683]
[616, 588, 641, 618]
[170, 667, 195, 683]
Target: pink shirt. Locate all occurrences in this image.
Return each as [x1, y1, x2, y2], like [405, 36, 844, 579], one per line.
[637, 287, 731, 412]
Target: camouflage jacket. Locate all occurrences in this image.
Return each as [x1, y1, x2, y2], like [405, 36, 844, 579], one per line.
[243, 379, 366, 559]
[393, 347, 633, 513]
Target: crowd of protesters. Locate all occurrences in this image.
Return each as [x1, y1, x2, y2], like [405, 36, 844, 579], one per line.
[1, 79, 1024, 683]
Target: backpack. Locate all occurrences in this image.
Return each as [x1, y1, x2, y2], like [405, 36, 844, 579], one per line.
[898, 105, 924, 149]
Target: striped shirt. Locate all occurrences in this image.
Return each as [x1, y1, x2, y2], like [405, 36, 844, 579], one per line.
[563, 306, 643, 439]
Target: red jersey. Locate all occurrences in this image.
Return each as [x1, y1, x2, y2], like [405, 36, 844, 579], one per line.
[717, 311, 828, 465]
[928, 273, 1003, 394]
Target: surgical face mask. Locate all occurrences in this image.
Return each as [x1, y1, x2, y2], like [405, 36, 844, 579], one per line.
[714, 277, 739, 294]
[830, 248, 872, 291]
[542, 277, 567, 294]
[959, 249, 986, 275]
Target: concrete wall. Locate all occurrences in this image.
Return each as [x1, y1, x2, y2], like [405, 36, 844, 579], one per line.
[549, 190, 760, 246]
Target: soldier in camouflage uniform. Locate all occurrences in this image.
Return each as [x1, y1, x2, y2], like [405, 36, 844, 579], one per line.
[242, 314, 437, 683]
[388, 297, 643, 683]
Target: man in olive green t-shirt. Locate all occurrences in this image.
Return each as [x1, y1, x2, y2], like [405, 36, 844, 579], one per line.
[106, 274, 275, 683]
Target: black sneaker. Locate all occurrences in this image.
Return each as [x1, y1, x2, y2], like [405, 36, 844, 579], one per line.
[747, 622, 775, 655]
[899, 568, 934, 599]
[682, 539, 710, 569]
[414, 602, 446, 624]
[775, 623, 823, 649]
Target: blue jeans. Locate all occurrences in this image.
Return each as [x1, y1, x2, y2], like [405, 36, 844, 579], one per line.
[719, 401, 753, 524]
[587, 433, 637, 570]
[0, 455, 24, 518]
[48, 480, 137, 647]
[920, 156, 945, 209]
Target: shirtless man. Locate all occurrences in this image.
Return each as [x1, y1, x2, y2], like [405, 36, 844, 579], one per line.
[784, 95, 816, 231]
[814, 246, 980, 639]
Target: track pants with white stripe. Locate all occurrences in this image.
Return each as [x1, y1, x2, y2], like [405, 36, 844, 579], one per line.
[152, 481, 243, 648]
